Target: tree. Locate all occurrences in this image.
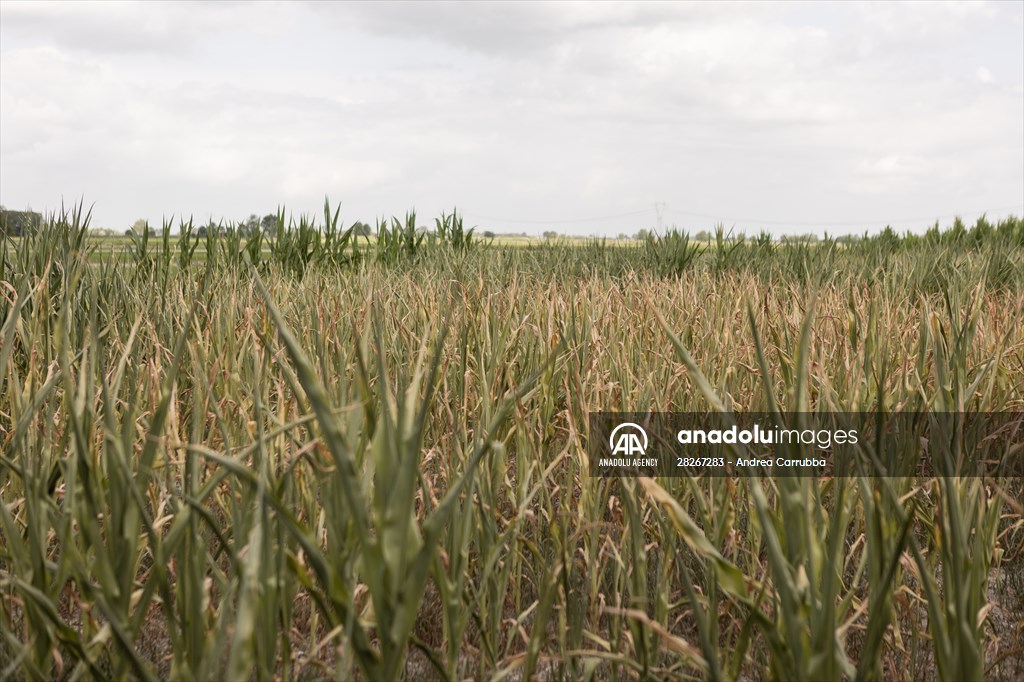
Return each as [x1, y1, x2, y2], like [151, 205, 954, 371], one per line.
[237, 214, 261, 236]
[351, 221, 373, 237]
[634, 229, 651, 241]
[483, 230, 495, 239]
[0, 208, 42, 236]
[543, 231, 559, 239]
[261, 214, 278, 235]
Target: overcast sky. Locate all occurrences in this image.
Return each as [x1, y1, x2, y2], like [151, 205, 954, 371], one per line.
[2, 1, 1022, 236]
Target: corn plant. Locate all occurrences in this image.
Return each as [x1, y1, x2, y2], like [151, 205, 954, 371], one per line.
[375, 211, 423, 265]
[434, 208, 475, 251]
[1, 206, 1021, 681]
[177, 217, 199, 271]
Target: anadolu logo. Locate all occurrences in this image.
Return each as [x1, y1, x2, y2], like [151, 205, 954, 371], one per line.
[609, 422, 648, 457]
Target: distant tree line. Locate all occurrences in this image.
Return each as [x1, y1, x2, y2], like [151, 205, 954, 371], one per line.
[0, 207, 43, 236]
[124, 214, 375, 238]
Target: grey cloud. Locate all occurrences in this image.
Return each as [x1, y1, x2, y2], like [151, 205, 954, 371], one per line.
[304, 1, 739, 58]
[0, 1, 275, 55]
[1, 1, 1020, 234]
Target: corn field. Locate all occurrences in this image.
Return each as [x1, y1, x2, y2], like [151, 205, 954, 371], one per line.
[2, 203, 1023, 681]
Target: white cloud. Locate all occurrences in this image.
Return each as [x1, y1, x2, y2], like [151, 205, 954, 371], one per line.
[1, 1, 1021, 234]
